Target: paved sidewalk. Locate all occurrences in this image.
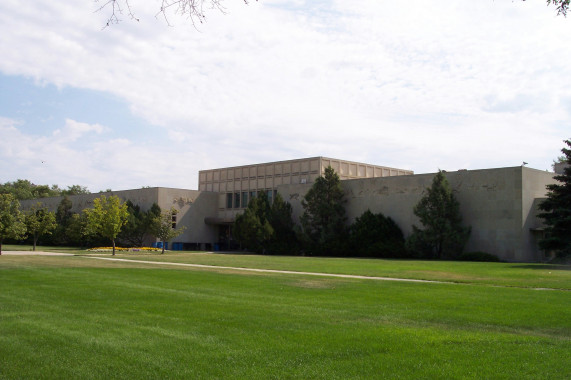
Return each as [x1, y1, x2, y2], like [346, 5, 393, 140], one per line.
[1, 251, 73, 256]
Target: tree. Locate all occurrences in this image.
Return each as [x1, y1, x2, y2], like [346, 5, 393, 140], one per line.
[151, 208, 186, 254]
[407, 170, 471, 259]
[300, 166, 347, 256]
[118, 201, 161, 247]
[0, 194, 27, 255]
[267, 193, 298, 254]
[24, 203, 57, 251]
[349, 210, 407, 258]
[546, 0, 570, 16]
[84, 195, 129, 255]
[538, 138, 571, 258]
[233, 193, 273, 253]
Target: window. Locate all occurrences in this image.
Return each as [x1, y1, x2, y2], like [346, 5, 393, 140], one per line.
[242, 192, 248, 207]
[249, 191, 256, 202]
[234, 192, 241, 208]
[267, 189, 273, 204]
[171, 214, 177, 229]
[226, 193, 233, 209]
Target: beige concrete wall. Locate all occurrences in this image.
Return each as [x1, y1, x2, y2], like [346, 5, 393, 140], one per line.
[277, 167, 555, 262]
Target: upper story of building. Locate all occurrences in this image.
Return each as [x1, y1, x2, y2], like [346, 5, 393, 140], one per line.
[198, 156, 414, 213]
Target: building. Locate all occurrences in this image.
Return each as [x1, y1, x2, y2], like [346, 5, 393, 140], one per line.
[20, 157, 556, 262]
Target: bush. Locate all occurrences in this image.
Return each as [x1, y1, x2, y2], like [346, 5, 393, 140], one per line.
[349, 210, 408, 258]
[457, 251, 500, 262]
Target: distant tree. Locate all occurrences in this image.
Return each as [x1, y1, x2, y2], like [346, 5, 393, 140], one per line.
[538, 139, 571, 258]
[151, 208, 186, 254]
[0, 194, 27, 255]
[24, 203, 57, 251]
[84, 195, 129, 255]
[349, 210, 407, 258]
[118, 201, 161, 247]
[407, 171, 471, 259]
[300, 166, 347, 256]
[61, 185, 90, 196]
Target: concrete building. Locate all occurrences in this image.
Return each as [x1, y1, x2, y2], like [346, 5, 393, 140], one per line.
[20, 157, 557, 262]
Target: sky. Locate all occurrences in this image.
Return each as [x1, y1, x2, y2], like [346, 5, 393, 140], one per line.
[0, 0, 570, 192]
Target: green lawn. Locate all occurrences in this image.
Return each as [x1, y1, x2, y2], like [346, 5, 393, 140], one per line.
[0, 253, 569, 379]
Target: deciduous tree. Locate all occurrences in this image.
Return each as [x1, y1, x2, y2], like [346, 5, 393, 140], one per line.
[84, 195, 129, 255]
[24, 203, 57, 251]
[0, 194, 27, 255]
[538, 138, 571, 258]
[407, 170, 471, 259]
[151, 208, 186, 254]
[300, 166, 347, 256]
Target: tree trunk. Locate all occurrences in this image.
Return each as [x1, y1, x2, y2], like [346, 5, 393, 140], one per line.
[0, 239, 2, 255]
[161, 241, 165, 254]
[33, 234, 38, 251]
[112, 239, 116, 256]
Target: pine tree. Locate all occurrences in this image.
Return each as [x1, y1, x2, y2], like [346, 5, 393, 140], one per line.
[407, 170, 471, 259]
[300, 166, 347, 256]
[538, 139, 571, 258]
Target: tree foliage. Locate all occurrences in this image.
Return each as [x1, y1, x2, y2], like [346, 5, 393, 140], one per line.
[0, 194, 27, 254]
[546, 0, 570, 16]
[407, 171, 471, 259]
[233, 192, 297, 254]
[300, 166, 347, 256]
[349, 210, 407, 258]
[233, 193, 274, 254]
[151, 207, 186, 254]
[84, 195, 129, 255]
[24, 203, 57, 251]
[0, 179, 89, 200]
[538, 138, 571, 258]
[118, 201, 161, 247]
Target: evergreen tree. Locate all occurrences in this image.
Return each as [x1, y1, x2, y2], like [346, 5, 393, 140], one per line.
[538, 139, 571, 258]
[300, 166, 347, 256]
[349, 210, 407, 258]
[407, 170, 471, 259]
[233, 193, 274, 254]
[118, 201, 161, 247]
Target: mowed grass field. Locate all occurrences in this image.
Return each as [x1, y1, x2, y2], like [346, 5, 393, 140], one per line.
[0, 249, 570, 379]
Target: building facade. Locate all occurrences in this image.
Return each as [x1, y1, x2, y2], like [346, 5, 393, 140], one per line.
[20, 157, 556, 262]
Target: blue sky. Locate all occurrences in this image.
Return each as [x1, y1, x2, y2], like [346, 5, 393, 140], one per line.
[0, 0, 570, 192]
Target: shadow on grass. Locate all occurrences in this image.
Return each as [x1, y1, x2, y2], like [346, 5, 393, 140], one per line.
[510, 264, 571, 271]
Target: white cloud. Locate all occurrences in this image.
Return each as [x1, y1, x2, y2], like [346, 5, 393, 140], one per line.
[0, 0, 570, 190]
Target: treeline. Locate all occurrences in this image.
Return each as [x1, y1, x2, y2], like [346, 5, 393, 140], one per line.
[0, 193, 169, 253]
[234, 167, 497, 261]
[0, 179, 90, 200]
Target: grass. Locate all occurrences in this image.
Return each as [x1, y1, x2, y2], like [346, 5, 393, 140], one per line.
[0, 253, 570, 379]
